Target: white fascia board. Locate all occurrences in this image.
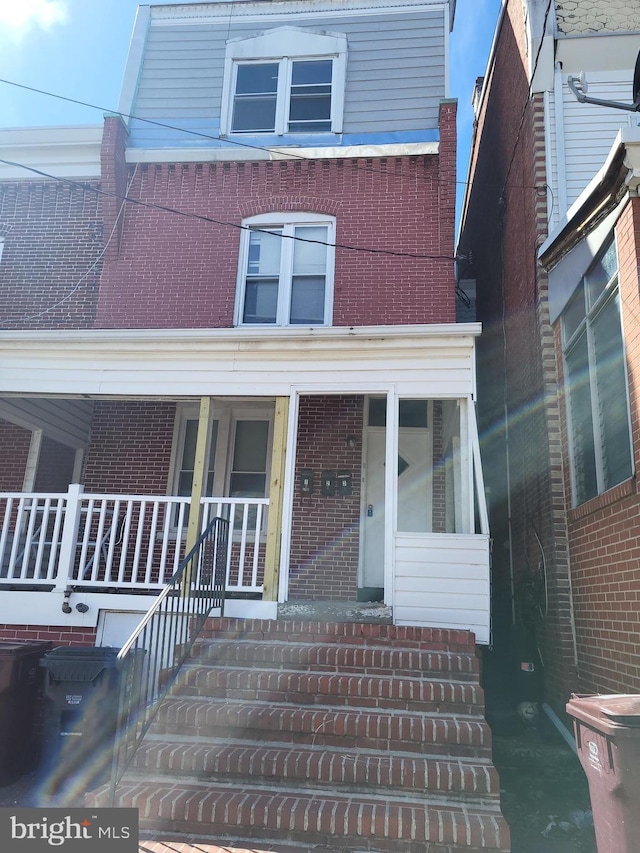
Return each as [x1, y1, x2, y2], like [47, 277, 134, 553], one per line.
[0, 323, 481, 399]
[0, 125, 103, 180]
[118, 5, 151, 123]
[539, 127, 640, 260]
[152, 2, 449, 26]
[126, 141, 439, 164]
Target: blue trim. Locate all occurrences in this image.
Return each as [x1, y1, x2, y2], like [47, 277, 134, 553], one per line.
[127, 120, 440, 150]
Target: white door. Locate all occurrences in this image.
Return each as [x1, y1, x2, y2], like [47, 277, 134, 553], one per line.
[361, 425, 432, 591]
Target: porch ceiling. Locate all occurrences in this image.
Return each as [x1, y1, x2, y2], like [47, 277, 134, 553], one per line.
[0, 397, 92, 449]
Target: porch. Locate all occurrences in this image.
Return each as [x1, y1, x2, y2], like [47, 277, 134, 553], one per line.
[0, 324, 492, 645]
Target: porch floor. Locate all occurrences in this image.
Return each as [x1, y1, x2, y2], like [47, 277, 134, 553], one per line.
[277, 600, 392, 623]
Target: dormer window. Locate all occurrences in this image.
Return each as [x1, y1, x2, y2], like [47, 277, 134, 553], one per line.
[221, 27, 347, 137]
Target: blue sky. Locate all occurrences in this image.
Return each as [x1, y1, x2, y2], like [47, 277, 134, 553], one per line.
[0, 0, 502, 217]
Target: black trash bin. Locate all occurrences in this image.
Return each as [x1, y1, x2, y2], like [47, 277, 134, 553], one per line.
[0, 640, 52, 784]
[40, 645, 142, 797]
[567, 693, 640, 853]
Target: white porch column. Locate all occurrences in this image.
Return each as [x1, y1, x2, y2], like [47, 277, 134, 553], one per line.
[54, 482, 84, 592]
[384, 388, 398, 607]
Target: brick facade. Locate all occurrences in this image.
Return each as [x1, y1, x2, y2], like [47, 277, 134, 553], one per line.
[82, 401, 176, 494]
[557, 197, 640, 694]
[289, 395, 364, 601]
[96, 114, 456, 330]
[0, 180, 102, 329]
[459, 2, 578, 708]
[0, 625, 97, 646]
[0, 421, 32, 490]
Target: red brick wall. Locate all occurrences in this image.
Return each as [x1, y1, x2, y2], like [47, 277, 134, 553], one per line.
[459, 3, 577, 709]
[289, 396, 363, 600]
[96, 117, 456, 330]
[0, 180, 102, 329]
[559, 198, 640, 694]
[0, 421, 32, 490]
[0, 625, 97, 646]
[82, 401, 175, 494]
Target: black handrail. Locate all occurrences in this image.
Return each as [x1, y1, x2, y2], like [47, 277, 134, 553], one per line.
[108, 515, 228, 805]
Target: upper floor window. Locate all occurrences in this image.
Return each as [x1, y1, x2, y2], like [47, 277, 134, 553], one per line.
[236, 212, 335, 327]
[561, 238, 633, 505]
[221, 27, 347, 136]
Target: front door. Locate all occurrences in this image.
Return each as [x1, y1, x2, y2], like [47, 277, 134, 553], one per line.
[360, 399, 432, 599]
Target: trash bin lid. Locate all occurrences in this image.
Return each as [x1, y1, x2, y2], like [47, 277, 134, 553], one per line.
[567, 693, 640, 732]
[41, 645, 121, 682]
[0, 640, 52, 657]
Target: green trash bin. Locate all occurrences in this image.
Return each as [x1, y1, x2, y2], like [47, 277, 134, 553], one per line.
[567, 693, 640, 853]
[40, 646, 143, 796]
[0, 640, 52, 784]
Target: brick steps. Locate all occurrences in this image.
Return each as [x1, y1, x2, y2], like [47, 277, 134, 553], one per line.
[150, 696, 492, 758]
[100, 618, 510, 851]
[100, 777, 509, 853]
[190, 639, 480, 680]
[133, 736, 500, 800]
[175, 664, 484, 714]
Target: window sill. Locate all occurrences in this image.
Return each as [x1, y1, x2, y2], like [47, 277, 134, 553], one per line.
[569, 476, 637, 521]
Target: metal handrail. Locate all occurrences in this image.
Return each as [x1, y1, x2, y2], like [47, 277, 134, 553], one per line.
[107, 515, 228, 805]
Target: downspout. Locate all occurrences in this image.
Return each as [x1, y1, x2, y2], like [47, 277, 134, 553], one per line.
[554, 60, 568, 216]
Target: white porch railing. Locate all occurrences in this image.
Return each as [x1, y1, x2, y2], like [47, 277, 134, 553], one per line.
[0, 486, 267, 596]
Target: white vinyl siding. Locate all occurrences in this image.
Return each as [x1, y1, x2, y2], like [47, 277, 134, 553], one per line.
[127, 9, 446, 147]
[394, 533, 491, 644]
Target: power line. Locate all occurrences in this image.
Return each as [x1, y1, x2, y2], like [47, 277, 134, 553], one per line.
[0, 75, 550, 195]
[0, 156, 455, 262]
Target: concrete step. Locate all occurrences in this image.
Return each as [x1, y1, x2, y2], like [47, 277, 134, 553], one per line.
[132, 736, 501, 800]
[89, 778, 510, 853]
[174, 664, 485, 714]
[150, 697, 492, 758]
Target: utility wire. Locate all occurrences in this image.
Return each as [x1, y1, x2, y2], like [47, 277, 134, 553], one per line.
[0, 75, 550, 195]
[0, 156, 456, 262]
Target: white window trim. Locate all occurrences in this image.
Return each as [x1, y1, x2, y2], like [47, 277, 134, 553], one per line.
[171, 401, 275, 501]
[562, 239, 634, 505]
[235, 211, 336, 328]
[220, 26, 347, 136]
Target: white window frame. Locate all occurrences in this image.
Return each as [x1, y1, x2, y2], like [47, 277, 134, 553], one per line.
[561, 237, 633, 506]
[170, 401, 275, 503]
[235, 211, 335, 328]
[220, 26, 347, 136]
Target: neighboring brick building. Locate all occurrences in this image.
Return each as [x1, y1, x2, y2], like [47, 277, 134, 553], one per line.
[458, 0, 640, 709]
[0, 0, 490, 649]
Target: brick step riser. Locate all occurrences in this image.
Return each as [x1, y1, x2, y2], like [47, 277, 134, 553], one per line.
[152, 701, 489, 746]
[188, 645, 480, 680]
[131, 747, 501, 799]
[200, 620, 478, 653]
[175, 687, 483, 716]
[148, 723, 491, 759]
[137, 816, 504, 853]
[171, 671, 483, 715]
[93, 784, 508, 852]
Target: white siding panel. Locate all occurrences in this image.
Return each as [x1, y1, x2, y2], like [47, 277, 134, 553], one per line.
[562, 72, 637, 209]
[130, 10, 446, 147]
[394, 532, 491, 644]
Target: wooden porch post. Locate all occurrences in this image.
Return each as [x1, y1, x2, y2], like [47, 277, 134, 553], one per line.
[184, 396, 214, 558]
[262, 396, 289, 601]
